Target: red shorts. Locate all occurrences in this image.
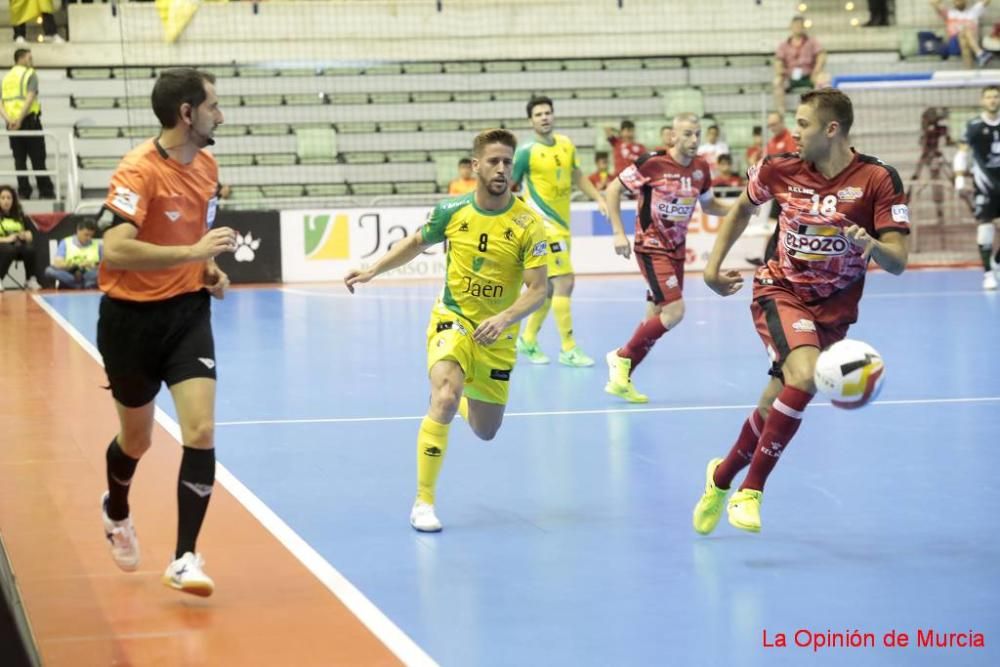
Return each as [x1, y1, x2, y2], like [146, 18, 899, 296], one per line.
[636, 251, 684, 305]
[750, 280, 859, 375]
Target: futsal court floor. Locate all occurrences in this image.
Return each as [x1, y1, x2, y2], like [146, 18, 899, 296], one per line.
[1, 267, 997, 666]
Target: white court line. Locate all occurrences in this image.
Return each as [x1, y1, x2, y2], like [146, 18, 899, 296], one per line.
[280, 285, 991, 303]
[31, 295, 437, 667]
[215, 396, 1000, 427]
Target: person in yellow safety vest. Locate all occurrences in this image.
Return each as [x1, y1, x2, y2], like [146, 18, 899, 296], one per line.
[0, 184, 41, 291]
[1, 49, 55, 201]
[45, 218, 103, 289]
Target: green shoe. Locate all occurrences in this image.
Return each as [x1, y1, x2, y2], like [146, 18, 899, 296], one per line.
[605, 381, 649, 403]
[558, 347, 595, 367]
[692, 458, 729, 535]
[516, 336, 550, 364]
[727, 488, 763, 533]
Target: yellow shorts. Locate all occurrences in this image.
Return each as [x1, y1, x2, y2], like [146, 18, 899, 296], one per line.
[425, 308, 517, 405]
[544, 222, 573, 278]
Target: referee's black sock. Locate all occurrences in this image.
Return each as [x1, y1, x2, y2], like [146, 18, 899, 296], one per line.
[105, 437, 139, 521]
[176, 446, 215, 560]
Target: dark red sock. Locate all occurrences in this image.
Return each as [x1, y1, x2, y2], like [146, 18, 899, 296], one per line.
[713, 409, 765, 489]
[619, 316, 668, 374]
[741, 386, 813, 492]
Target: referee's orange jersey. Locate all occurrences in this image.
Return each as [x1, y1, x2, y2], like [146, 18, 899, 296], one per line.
[99, 138, 219, 302]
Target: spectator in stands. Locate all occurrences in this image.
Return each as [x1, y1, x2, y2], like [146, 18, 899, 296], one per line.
[9, 1, 63, 44]
[588, 151, 611, 192]
[746, 125, 764, 166]
[766, 111, 794, 156]
[931, 0, 993, 68]
[711, 154, 744, 188]
[772, 16, 828, 112]
[697, 123, 730, 178]
[1, 49, 56, 200]
[447, 157, 477, 195]
[864, 0, 891, 26]
[605, 120, 647, 176]
[0, 185, 40, 291]
[654, 124, 675, 152]
[44, 218, 103, 289]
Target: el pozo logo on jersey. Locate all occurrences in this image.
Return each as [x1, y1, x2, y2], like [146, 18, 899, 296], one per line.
[784, 224, 850, 260]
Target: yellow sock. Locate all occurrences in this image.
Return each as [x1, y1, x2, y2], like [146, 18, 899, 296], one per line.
[521, 297, 551, 345]
[416, 416, 450, 504]
[457, 395, 469, 421]
[552, 295, 576, 352]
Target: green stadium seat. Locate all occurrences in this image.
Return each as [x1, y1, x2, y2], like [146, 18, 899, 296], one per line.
[228, 185, 263, 201]
[452, 91, 493, 103]
[524, 60, 564, 72]
[615, 87, 656, 99]
[295, 127, 338, 163]
[342, 152, 387, 164]
[444, 62, 484, 74]
[370, 92, 410, 105]
[322, 66, 365, 76]
[329, 93, 370, 105]
[574, 88, 615, 100]
[485, 61, 524, 73]
[76, 126, 121, 139]
[72, 97, 118, 109]
[249, 124, 292, 136]
[643, 57, 684, 70]
[380, 121, 421, 132]
[216, 95, 242, 108]
[421, 119, 462, 132]
[305, 183, 351, 197]
[262, 184, 305, 198]
[215, 124, 250, 137]
[237, 67, 278, 78]
[688, 56, 728, 68]
[565, 59, 604, 71]
[243, 95, 284, 107]
[365, 64, 403, 75]
[411, 91, 453, 104]
[122, 125, 159, 138]
[279, 68, 319, 77]
[112, 67, 154, 80]
[335, 122, 378, 133]
[80, 156, 121, 169]
[255, 153, 299, 167]
[603, 59, 644, 71]
[493, 90, 531, 102]
[350, 182, 395, 196]
[387, 151, 429, 163]
[216, 154, 255, 168]
[284, 93, 326, 106]
[70, 68, 113, 79]
[403, 62, 443, 74]
[395, 181, 438, 195]
[664, 88, 705, 118]
[203, 66, 238, 78]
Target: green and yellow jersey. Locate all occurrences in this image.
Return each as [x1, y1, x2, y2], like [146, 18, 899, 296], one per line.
[420, 192, 548, 330]
[513, 133, 579, 232]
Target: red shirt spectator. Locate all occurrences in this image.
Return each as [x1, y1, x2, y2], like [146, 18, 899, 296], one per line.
[606, 120, 647, 175]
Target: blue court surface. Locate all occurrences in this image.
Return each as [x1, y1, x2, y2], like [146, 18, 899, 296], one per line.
[44, 269, 999, 666]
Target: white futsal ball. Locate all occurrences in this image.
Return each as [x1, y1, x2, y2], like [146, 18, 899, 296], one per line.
[813, 339, 885, 409]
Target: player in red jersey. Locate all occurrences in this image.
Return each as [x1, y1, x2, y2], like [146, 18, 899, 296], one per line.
[604, 113, 733, 402]
[692, 89, 911, 533]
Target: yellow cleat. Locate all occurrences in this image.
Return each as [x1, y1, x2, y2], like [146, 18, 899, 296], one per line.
[692, 457, 729, 534]
[727, 488, 763, 533]
[604, 350, 648, 403]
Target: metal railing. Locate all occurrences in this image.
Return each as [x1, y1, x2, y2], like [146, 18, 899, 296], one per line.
[0, 129, 67, 208]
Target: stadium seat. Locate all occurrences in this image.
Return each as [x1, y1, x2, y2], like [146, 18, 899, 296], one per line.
[305, 183, 351, 197]
[350, 182, 395, 196]
[296, 127, 338, 164]
[664, 88, 705, 118]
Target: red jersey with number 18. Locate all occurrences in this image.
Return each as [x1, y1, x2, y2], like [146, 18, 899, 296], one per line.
[747, 151, 910, 304]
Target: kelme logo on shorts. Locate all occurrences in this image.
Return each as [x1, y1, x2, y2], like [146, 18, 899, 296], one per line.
[304, 214, 350, 260]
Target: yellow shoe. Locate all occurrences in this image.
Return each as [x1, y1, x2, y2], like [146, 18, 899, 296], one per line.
[692, 457, 728, 535]
[604, 350, 648, 403]
[727, 488, 763, 533]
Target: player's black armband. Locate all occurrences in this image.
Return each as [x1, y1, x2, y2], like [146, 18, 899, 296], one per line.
[96, 206, 137, 232]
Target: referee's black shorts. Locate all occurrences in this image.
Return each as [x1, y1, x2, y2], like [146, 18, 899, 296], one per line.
[97, 289, 216, 408]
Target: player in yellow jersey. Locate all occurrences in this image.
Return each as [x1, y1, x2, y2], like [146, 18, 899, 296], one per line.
[344, 129, 549, 532]
[513, 95, 608, 367]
